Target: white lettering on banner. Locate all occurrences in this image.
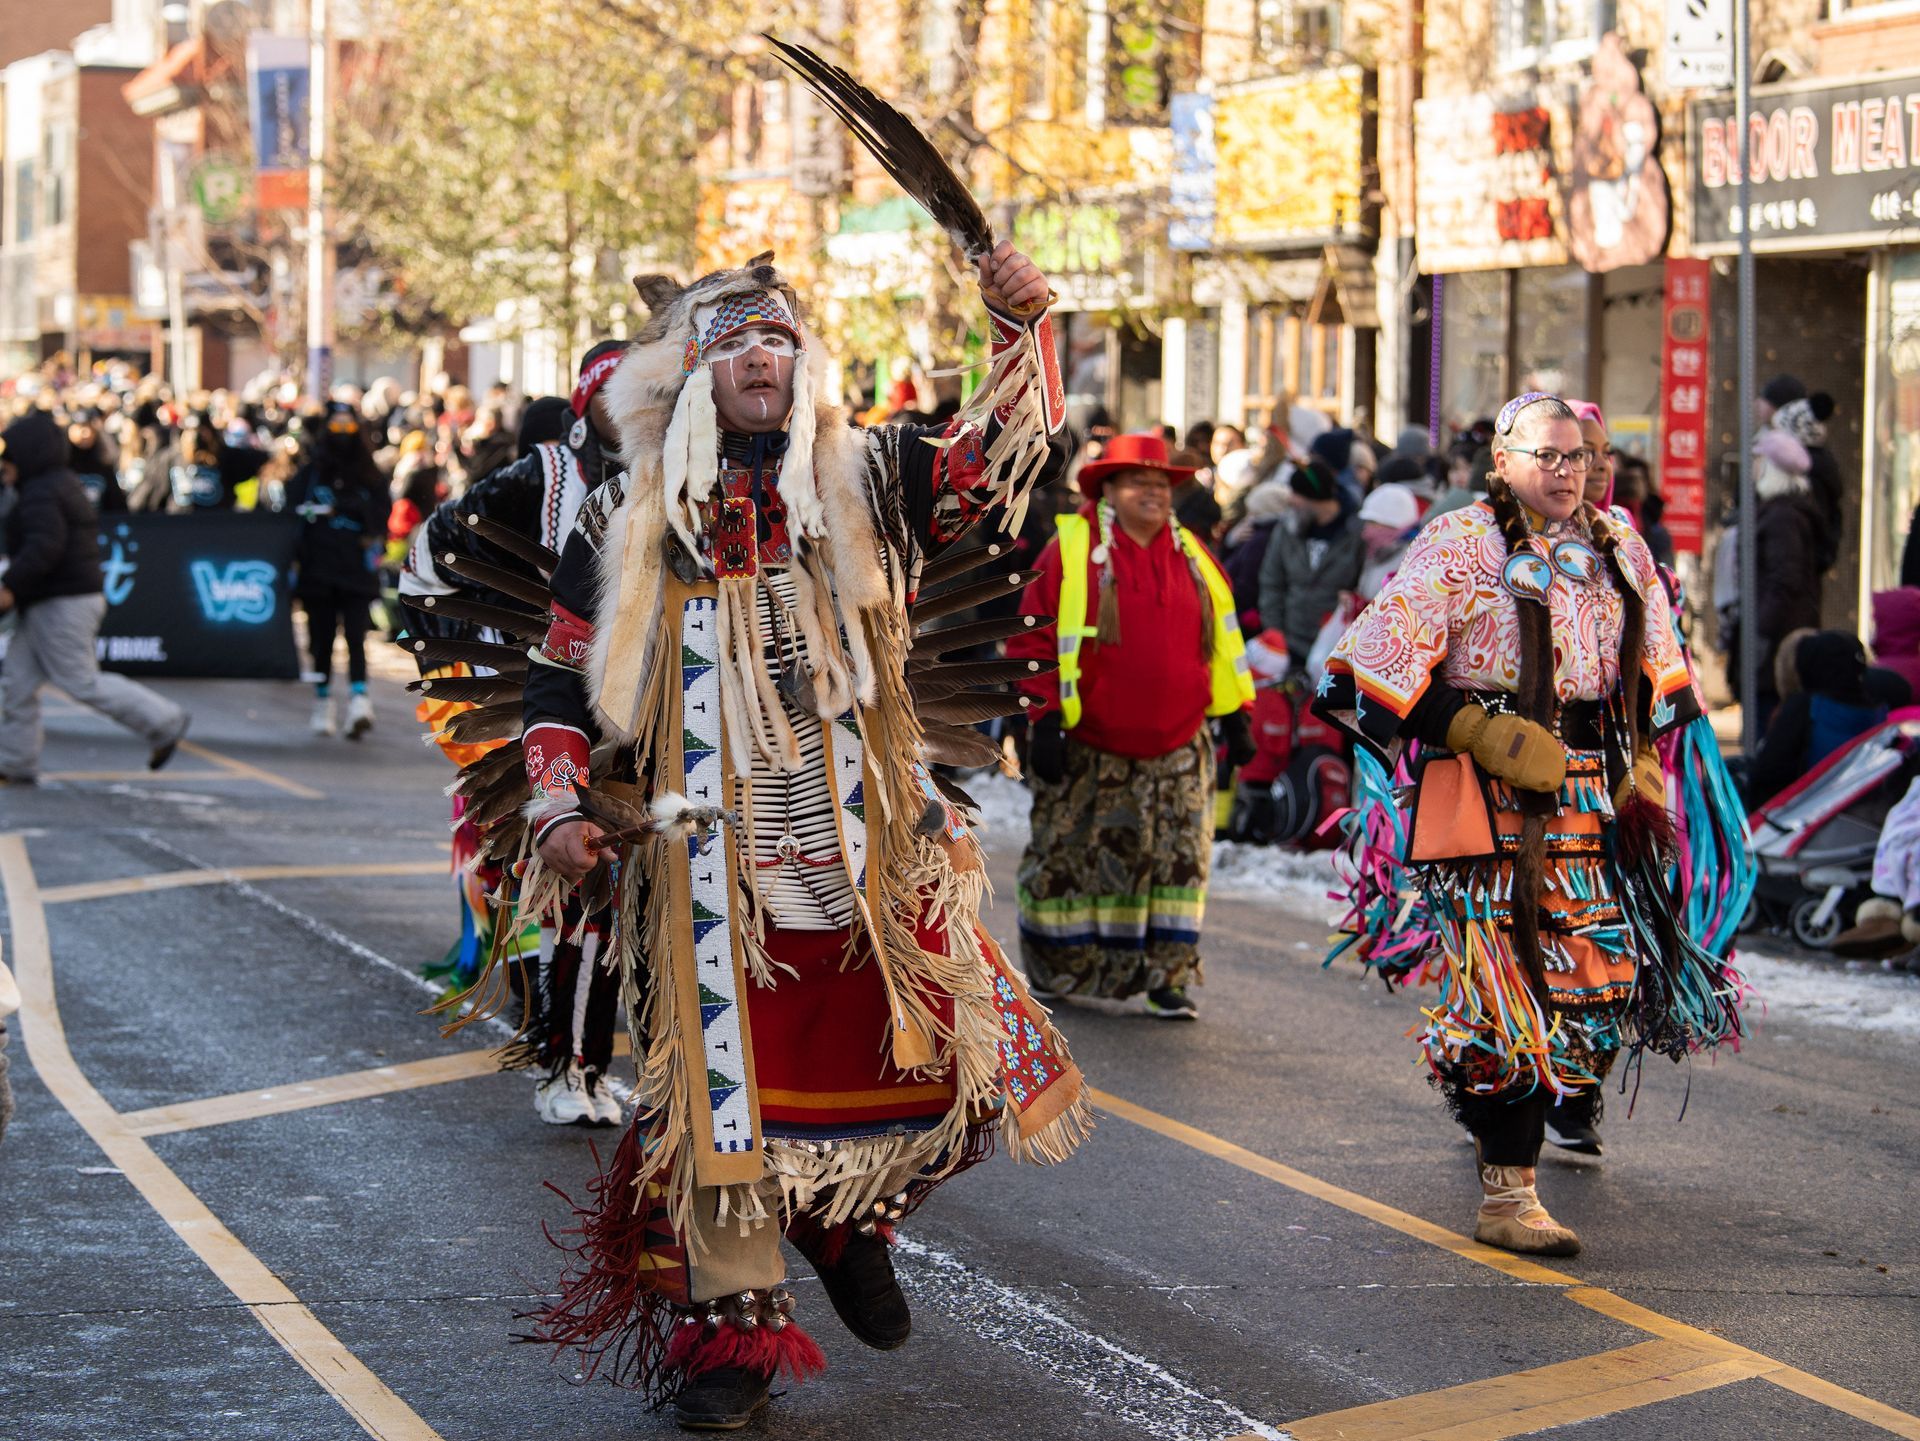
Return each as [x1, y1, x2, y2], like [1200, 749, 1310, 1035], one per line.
[96, 635, 170, 663]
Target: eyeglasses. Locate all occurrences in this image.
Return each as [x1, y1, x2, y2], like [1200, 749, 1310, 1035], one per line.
[1505, 445, 1596, 473]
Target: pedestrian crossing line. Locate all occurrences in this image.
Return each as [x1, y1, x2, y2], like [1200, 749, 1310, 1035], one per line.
[117, 1034, 635, 1136]
[1279, 1337, 1770, 1440]
[1091, 1089, 1920, 1440]
[39, 859, 447, 905]
[0, 834, 446, 1441]
[177, 738, 328, 799]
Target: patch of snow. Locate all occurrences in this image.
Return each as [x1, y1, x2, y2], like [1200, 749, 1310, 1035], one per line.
[959, 767, 1032, 844]
[1735, 945, 1920, 1039]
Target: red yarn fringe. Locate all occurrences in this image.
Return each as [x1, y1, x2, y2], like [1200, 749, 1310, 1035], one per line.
[519, 1121, 681, 1397]
[1613, 792, 1676, 874]
[663, 1317, 828, 1385]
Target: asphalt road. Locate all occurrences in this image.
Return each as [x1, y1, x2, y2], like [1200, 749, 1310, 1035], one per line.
[1, 668, 1915, 1441]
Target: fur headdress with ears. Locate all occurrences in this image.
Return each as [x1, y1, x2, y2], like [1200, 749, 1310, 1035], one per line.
[600, 254, 831, 557]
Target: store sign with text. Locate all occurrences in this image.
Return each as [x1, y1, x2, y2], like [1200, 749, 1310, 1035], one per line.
[1415, 89, 1571, 273]
[1689, 69, 1920, 254]
[1657, 258, 1711, 555]
[1213, 69, 1365, 249]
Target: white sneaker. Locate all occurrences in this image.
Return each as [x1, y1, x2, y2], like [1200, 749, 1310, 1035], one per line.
[310, 696, 338, 736]
[587, 1072, 624, 1126]
[345, 692, 374, 739]
[533, 1064, 597, 1125]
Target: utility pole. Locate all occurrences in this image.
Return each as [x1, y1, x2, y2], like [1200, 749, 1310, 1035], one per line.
[157, 148, 192, 391]
[1734, 0, 1758, 754]
[304, 0, 335, 405]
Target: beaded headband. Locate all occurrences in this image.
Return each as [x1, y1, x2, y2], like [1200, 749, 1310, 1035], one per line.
[1495, 391, 1556, 435]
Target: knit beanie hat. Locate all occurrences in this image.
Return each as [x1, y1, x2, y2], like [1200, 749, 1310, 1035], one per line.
[1309, 428, 1353, 472]
[1290, 457, 1339, 501]
[1762, 374, 1807, 408]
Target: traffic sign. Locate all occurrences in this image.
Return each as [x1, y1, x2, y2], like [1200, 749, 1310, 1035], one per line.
[1665, 0, 1733, 89]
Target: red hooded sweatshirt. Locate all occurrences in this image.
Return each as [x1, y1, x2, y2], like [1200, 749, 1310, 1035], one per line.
[1010, 516, 1215, 758]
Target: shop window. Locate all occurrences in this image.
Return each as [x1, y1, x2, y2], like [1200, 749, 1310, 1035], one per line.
[1438, 269, 1510, 431]
[1497, 0, 1613, 68]
[13, 159, 33, 243]
[1256, 0, 1342, 61]
[1513, 264, 1590, 397]
[1022, 0, 1057, 117]
[1868, 252, 1920, 594]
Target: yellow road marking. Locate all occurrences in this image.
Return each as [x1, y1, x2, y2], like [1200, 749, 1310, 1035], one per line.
[0, 835, 444, 1441]
[1091, 1088, 1577, 1287]
[178, 738, 327, 800]
[119, 1034, 634, 1137]
[1093, 1089, 1920, 1439]
[121, 1048, 506, 1135]
[40, 860, 446, 906]
[1283, 1338, 1768, 1441]
[39, 768, 239, 783]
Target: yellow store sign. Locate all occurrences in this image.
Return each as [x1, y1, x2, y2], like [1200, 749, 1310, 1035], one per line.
[1214, 68, 1365, 248]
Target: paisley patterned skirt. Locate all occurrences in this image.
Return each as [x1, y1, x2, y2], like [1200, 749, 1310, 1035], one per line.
[1016, 730, 1213, 998]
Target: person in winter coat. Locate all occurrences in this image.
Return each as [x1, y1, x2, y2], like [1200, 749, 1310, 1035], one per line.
[1744, 630, 1888, 807]
[1354, 483, 1422, 600]
[1757, 376, 1844, 574]
[129, 412, 271, 513]
[1730, 416, 1825, 728]
[65, 410, 126, 513]
[1870, 587, 1920, 702]
[1221, 478, 1292, 635]
[1257, 457, 1364, 664]
[0, 411, 189, 784]
[284, 402, 386, 739]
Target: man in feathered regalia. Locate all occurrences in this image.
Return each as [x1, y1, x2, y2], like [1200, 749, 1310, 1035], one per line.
[467, 44, 1091, 1430]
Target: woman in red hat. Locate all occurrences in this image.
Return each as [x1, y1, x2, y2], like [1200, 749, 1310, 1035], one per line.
[1009, 432, 1256, 1018]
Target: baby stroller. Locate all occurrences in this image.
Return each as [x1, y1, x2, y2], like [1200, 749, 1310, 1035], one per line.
[1745, 710, 1920, 948]
[1223, 673, 1350, 848]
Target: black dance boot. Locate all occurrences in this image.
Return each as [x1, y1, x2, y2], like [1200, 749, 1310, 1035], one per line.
[671, 1366, 772, 1431]
[794, 1216, 912, 1350]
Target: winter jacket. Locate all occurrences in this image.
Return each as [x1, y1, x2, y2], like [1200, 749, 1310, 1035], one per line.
[1222, 515, 1279, 629]
[285, 464, 385, 601]
[1745, 630, 1885, 805]
[1752, 432, 1825, 654]
[68, 441, 127, 514]
[1871, 587, 1920, 701]
[1, 411, 104, 608]
[1257, 491, 1363, 661]
[131, 436, 271, 513]
[1805, 442, 1844, 574]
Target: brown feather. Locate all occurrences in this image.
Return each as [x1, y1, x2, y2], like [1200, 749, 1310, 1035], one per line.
[409, 675, 525, 706]
[404, 595, 548, 640]
[919, 722, 1004, 769]
[408, 637, 529, 673]
[911, 612, 1053, 657]
[464, 513, 559, 574]
[437, 551, 554, 611]
[909, 569, 1035, 625]
[917, 690, 1034, 726]
[438, 702, 524, 745]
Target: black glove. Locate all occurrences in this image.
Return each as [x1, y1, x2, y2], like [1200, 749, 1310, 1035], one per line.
[1219, 709, 1257, 769]
[1028, 714, 1067, 787]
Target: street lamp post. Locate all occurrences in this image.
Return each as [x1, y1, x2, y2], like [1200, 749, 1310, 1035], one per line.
[1735, 0, 1758, 754]
[305, 0, 335, 405]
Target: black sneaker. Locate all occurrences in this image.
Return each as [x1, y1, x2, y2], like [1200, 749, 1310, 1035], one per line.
[1145, 986, 1199, 1020]
[671, 1366, 772, 1431]
[149, 715, 190, 771]
[797, 1226, 911, 1350]
[1546, 1091, 1604, 1157]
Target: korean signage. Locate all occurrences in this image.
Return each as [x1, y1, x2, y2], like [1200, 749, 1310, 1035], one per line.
[1415, 89, 1570, 273]
[246, 34, 309, 211]
[1213, 68, 1364, 249]
[1689, 69, 1920, 254]
[1656, 257, 1711, 555]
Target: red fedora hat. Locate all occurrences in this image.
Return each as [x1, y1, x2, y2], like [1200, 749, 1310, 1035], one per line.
[1076, 431, 1198, 500]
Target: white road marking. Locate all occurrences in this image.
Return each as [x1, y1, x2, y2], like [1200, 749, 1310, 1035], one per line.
[892, 1235, 1290, 1441]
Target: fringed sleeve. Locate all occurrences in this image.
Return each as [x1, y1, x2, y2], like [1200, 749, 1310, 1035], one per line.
[1317, 509, 1475, 752]
[1621, 529, 1700, 735]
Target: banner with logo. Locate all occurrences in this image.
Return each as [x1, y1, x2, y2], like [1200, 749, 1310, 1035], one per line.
[247, 34, 310, 211]
[1657, 257, 1711, 555]
[96, 513, 302, 678]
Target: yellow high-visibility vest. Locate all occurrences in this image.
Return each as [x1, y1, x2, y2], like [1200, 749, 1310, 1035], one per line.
[1053, 511, 1253, 730]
